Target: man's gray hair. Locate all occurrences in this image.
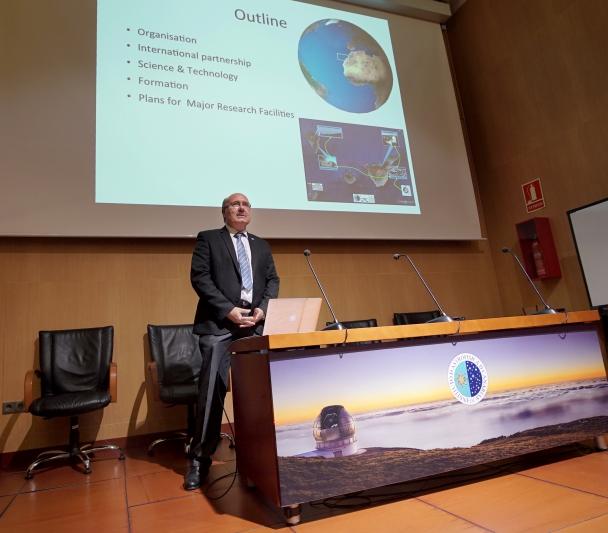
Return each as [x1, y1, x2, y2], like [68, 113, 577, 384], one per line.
[221, 195, 232, 213]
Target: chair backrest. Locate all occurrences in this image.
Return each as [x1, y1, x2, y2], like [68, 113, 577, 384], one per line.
[522, 306, 565, 315]
[327, 318, 378, 329]
[38, 326, 114, 396]
[326, 318, 379, 344]
[147, 324, 202, 386]
[393, 310, 441, 325]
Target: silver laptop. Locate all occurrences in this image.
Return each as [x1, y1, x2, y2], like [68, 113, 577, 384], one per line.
[262, 298, 322, 335]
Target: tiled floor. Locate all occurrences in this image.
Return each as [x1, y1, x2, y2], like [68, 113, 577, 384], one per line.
[2, 440, 608, 532]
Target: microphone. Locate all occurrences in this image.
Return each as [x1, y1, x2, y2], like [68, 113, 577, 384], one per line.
[393, 253, 454, 323]
[501, 247, 557, 314]
[303, 249, 344, 330]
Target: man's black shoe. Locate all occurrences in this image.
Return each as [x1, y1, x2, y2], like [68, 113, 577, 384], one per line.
[183, 457, 211, 491]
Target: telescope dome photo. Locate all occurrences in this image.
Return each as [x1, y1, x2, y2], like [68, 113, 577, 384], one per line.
[312, 405, 358, 457]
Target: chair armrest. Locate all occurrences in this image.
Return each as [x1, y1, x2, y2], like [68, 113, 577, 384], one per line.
[147, 361, 161, 401]
[24, 370, 36, 411]
[109, 362, 118, 403]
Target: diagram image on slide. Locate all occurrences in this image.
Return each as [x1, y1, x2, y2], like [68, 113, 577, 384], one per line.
[299, 118, 416, 207]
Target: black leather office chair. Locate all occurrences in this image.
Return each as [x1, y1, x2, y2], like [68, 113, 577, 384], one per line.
[393, 310, 441, 325]
[23, 326, 123, 479]
[522, 306, 566, 315]
[146, 324, 234, 455]
[332, 318, 378, 329]
[326, 318, 379, 344]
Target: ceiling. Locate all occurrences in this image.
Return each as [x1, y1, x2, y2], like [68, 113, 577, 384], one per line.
[338, 0, 466, 23]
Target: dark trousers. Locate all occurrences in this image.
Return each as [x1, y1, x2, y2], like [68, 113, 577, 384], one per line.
[190, 332, 233, 459]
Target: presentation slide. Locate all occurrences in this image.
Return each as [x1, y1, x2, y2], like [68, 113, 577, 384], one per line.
[96, 0, 419, 214]
[1, 0, 481, 239]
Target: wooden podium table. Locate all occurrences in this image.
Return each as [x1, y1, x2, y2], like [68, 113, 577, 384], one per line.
[230, 311, 607, 524]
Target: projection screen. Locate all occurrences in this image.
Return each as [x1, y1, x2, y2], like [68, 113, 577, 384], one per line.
[568, 198, 608, 308]
[0, 0, 481, 239]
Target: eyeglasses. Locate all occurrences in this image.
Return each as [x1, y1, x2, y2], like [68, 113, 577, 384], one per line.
[226, 201, 251, 209]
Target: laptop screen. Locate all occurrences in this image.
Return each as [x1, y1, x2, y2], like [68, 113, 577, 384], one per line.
[262, 298, 322, 335]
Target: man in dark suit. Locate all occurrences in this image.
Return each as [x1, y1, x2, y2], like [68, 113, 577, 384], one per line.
[185, 192, 280, 490]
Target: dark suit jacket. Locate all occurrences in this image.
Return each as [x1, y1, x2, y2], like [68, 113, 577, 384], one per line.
[191, 226, 280, 336]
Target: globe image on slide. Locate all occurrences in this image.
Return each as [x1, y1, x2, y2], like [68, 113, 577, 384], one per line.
[298, 19, 393, 113]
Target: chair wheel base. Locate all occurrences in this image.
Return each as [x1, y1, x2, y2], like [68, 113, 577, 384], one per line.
[147, 433, 189, 456]
[220, 432, 236, 449]
[24, 442, 124, 480]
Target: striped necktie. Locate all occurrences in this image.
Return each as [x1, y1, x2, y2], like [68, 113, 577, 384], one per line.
[235, 233, 253, 291]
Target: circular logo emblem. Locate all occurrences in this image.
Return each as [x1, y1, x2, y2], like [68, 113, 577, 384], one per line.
[448, 353, 488, 405]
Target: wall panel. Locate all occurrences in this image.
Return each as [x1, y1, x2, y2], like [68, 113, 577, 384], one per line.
[0, 237, 500, 452]
[448, 0, 608, 316]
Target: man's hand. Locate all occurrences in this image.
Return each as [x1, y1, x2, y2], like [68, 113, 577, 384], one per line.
[226, 307, 256, 328]
[251, 307, 265, 324]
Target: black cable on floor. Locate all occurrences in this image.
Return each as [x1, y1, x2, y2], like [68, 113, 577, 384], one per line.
[204, 384, 238, 501]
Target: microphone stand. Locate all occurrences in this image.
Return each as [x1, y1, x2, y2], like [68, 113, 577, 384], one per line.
[303, 250, 344, 330]
[501, 247, 557, 314]
[393, 253, 454, 323]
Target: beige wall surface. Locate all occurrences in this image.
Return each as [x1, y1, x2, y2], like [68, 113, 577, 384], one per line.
[447, 0, 608, 315]
[0, 237, 501, 453]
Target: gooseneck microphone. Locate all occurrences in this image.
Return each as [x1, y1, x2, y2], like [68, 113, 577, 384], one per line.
[303, 249, 344, 330]
[393, 253, 454, 323]
[501, 247, 557, 314]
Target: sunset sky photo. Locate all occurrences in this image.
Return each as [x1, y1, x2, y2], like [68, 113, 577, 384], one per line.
[270, 328, 607, 426]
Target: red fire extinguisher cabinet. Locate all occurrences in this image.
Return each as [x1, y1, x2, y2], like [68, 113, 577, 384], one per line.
[515, 217, 562, 280]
